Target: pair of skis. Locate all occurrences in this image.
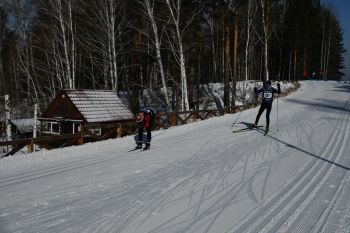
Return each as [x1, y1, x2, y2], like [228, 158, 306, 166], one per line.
[128, 147, 151, 152]
[232, 125, 269, 136]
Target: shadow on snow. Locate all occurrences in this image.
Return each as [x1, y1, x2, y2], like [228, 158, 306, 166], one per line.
[260, 131, 350, 171]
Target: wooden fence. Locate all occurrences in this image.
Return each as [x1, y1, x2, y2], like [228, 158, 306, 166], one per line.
[0, 107, 250, 158]
[0, 82, 300, 158]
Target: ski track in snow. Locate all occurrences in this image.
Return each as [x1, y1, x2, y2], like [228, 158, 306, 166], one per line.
[0, 81, 350, 233]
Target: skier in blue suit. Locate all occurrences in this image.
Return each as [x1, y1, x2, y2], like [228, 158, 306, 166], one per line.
[254, 80, 281, 133]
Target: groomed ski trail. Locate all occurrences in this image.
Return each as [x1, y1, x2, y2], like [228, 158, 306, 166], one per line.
[0, 81, 349, 233]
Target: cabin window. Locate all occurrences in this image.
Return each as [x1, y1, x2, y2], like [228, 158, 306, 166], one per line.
[71, 123, 79, 134]
[90, 128, 101, 136]
[48, 122, 60, 134]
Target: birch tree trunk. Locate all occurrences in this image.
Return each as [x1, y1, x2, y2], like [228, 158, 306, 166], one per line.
[109, 0, 118, 91]
[0, 8, 4, 94]
[5, 94, 11, 142]
[320, 12, 325, 74]
[203, 15, 217, 79]
[245, 0, 253, 82]
[83, 0, 125, 91]
[232, 10, 239, 107]
[260, 0, 270, 81]
[165, 0, 189, 111]
[142, 0, 171, 107]
[223, 7, 230, 109]
[57, 0, 73, 89]
[325, 28, 332, 80]
[288, 51, 292, 82]
[294, 47, 297, 81]
[68, 0, 75, 89]
[0, 42, 3, 94]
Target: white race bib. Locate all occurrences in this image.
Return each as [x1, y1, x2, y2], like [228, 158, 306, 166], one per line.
[264, 93, 272, 99]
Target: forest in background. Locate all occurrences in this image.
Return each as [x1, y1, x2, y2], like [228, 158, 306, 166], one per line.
[0, 0, 346, 115]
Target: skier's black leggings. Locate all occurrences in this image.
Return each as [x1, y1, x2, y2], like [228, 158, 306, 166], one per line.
[255, 102, 272, 127]
[138, 127, 152, 143]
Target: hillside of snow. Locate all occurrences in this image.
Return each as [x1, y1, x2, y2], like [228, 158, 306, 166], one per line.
[0, 81, 350, 233]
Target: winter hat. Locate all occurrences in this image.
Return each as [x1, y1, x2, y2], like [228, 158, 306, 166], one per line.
[136, 112, 144, 122]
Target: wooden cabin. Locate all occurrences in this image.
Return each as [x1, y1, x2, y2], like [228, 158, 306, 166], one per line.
[9, 118, 39, 139]
[39, 90, 135, 138]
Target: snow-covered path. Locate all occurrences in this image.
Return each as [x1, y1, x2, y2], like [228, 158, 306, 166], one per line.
[0, 81, 350, 233]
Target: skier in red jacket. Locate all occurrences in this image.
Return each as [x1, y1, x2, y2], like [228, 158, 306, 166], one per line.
[135, 107, 154, 150]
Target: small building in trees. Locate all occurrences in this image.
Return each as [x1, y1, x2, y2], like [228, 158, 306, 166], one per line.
[39, 90, 135, 138]
[9, 118, 38, 139]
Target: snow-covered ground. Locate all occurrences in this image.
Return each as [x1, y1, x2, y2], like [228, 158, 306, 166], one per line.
[0, 81, 349, 233]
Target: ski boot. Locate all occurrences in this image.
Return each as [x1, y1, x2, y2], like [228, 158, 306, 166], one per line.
[135, 142, 142, 149]
[143, 142, 150, 150]
[264, 126, 269, 135]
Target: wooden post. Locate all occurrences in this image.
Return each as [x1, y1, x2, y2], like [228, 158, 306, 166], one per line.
[170, 114, 177, 127]
[78, 124, 84, 145]
[192, 112, 197, 122]
[28, 139, 34, 153]
[117, 124, 124, 138]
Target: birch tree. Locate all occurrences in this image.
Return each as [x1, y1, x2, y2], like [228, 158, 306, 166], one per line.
[275, 0, 288, 80]
[260, 0, 271, 81]
[10, 0, 40, 102]
[0, 7, 6, 94]
[82, 0, 126, 92]
[37, 0, 77, 89]
[223, 5, 231, 109]
[138, 0, 171, 107]
[202, 1, 218, 81]
[164, 0, 191, 111]
[244, 0, 256, 82]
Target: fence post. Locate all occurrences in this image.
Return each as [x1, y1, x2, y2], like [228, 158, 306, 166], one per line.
[171, 114, 177, 126]
[28, 139, 34, 153]
[192, 112, 197, 122]
[117, 124, 124, 138]
[78, 124, 84, 145]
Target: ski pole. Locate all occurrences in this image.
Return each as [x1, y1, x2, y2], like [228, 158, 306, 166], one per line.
[276, 94, 279, 132]
[231, 110, 243, 128]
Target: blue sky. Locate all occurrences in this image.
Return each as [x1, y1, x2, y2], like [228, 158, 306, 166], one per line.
[328, 0, 350, 79]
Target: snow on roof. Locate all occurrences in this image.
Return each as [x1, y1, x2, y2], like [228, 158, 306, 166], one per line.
[64, 90, 134, 123]
[9, 118, 36, 134]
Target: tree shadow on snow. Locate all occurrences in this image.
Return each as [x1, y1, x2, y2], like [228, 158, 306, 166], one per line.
[332, 84, 350, 93]
[259, 130, 350, 171]
[286, 98, 350, 113]
[0, 214, 9, 233]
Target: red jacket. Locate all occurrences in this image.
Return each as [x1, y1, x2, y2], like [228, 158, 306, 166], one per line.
[144, 114, 151, 129]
